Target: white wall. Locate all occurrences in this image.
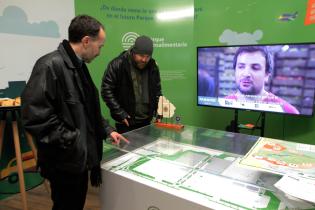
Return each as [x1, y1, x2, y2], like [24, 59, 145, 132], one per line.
[0, 0, 74, 89]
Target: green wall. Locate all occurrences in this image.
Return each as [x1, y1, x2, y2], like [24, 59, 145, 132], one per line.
[194, 0, 315, 144]
[75, 0, 315, 145]
[75, 0, 195, 127]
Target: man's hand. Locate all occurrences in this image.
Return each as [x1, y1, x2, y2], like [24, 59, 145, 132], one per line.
[122, 115, 131, 127]
[109, 131, 129, 145]
[155, 115, 163, 123]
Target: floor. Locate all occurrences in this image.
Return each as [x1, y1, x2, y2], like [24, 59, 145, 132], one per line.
[0, 182, 101, 210]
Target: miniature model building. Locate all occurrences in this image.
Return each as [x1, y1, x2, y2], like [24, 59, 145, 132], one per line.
[102, 139, 315, 210]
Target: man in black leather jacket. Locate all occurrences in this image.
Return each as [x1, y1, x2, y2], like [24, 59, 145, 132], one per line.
[21, 15, 128, 210]
[101, 35, 162, 133]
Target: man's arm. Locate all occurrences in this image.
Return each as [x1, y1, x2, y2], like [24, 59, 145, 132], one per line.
[101, 60, 129, 122]
[152, 62, 162, 119]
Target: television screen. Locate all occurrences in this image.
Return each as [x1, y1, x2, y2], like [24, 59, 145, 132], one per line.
[197, 43, 315, 116]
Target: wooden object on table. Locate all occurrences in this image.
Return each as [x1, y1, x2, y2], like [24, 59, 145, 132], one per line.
[0, 107, 31, 210]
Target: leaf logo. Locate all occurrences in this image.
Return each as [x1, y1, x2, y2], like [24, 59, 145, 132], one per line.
[121, 32, 140, 50]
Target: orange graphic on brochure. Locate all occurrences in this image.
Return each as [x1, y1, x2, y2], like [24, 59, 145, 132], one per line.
[305, 0, 315, 25]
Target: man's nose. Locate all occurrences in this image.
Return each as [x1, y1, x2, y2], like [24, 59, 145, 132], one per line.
[242, 67, 251, 76]
[141, 57, 148, 62]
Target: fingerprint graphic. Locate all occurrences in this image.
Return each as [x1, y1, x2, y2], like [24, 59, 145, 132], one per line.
[121, 32, 140, 50]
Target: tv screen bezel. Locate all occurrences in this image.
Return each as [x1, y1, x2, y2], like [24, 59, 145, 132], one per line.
[197, 42, 315, 117]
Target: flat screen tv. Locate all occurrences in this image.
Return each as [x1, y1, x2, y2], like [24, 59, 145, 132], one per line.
[197, 43, 315, 116]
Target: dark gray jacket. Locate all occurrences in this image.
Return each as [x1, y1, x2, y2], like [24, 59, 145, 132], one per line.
[21, 42, 114, 175]
[101, 50, 162, 124]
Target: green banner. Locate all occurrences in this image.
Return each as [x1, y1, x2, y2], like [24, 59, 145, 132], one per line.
[75, 0, 315, 144]
[75, 0, 194, 126]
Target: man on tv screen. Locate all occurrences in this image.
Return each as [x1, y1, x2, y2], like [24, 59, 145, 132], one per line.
[225, 46, 299, 114]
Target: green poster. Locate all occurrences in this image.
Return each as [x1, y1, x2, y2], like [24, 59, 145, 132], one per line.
[75, 0, 194, 126]
[194, 0, 315, 142]
[195, 0, 314, 45]
[75, 0, 315, 144]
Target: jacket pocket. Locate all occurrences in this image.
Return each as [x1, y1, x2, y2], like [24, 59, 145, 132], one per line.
[55, 128, 86, 171]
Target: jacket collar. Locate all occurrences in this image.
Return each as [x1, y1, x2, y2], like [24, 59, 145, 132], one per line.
[57, 40, 86, 101]
[58, 40, 83, 69]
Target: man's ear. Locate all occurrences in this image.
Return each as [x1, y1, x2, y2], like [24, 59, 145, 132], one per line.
[264, 72, 271, 83]
[81, 36, 90, 46]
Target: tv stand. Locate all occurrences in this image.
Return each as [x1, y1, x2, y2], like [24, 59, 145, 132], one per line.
[228, 109, 266, 137]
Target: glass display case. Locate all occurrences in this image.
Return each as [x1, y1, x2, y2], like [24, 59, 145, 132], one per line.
[100, 124, 315, 210]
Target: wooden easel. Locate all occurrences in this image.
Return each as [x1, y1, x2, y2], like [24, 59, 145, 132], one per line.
[0, 106, 39, 210]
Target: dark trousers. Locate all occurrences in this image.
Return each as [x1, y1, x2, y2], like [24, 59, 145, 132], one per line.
[115, 120, 151, 133]
[47, 169, 88, 210]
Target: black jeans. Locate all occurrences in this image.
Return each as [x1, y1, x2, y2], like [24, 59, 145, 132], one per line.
[115, 120, 151, 133]
[46, 169, 88, 210]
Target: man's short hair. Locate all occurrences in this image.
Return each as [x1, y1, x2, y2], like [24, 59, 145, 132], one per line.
[233, 46, 273, 74]
[68, 15, 104, 43]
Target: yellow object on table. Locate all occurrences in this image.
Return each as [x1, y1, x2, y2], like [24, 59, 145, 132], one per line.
[0, 97, 21, 107]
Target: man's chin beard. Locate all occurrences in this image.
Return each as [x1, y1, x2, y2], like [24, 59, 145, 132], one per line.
[137, 64, 146, 69]
[82, 57, 91, 63]
[239, 89, 257, 95]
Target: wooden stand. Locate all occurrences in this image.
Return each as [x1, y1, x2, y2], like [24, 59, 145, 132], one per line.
[154, 122, 184, 130]
[0, 107, 38, 210]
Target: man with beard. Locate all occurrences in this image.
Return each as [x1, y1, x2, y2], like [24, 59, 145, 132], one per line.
[101, 35, 162, 133]
[225, 46, 299, 114]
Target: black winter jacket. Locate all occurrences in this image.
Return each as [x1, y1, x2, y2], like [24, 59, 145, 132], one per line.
[101, 50, 162, 124]
[21, 42, 114, 175]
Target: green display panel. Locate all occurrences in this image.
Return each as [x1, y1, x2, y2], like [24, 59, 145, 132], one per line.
[75, 0, 315, 144]
[75, 0, 194, 126]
